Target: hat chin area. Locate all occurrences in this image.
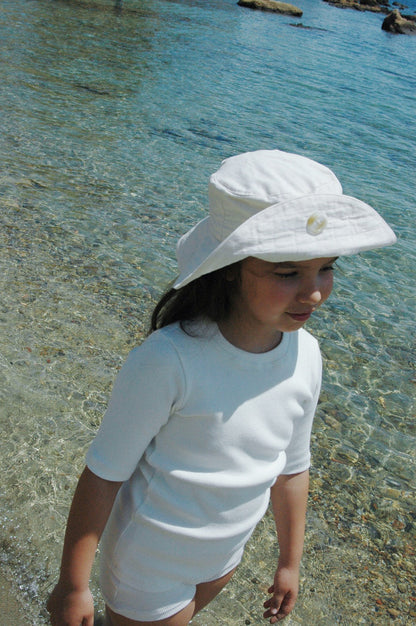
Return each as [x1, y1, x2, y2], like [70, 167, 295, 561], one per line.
[174, 194, 396, 289]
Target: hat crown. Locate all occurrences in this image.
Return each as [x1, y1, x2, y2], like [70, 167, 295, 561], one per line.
[174, 149, 396, 289]
[208, 150, 343, 242]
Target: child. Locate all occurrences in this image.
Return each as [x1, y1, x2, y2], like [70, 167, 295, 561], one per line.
[47, 150, 396, 626]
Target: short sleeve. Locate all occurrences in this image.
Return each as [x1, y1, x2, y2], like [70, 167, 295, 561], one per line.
[282, 340, 322, 475]
[86, 332, 186, 481]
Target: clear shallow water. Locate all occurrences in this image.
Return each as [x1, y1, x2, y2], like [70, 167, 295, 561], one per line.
[0, 0, 415, 623]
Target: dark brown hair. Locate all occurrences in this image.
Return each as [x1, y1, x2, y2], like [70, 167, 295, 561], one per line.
[150, 263, 242, 332]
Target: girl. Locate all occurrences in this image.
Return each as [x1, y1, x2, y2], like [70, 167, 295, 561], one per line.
[47, 150, 396, 626]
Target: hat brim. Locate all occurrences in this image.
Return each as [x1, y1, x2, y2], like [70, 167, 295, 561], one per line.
[174, 194, 396, 289]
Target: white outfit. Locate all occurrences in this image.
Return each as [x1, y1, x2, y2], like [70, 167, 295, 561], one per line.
[86, 321, 321, 621]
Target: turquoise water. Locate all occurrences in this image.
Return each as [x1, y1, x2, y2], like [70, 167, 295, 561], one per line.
[0, 0, 415, 623]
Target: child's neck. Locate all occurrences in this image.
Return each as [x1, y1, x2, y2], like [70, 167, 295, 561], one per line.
[218, 319, 283, 354]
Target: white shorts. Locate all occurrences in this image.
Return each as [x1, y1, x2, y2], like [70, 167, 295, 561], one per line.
[100, 556, 241, 622]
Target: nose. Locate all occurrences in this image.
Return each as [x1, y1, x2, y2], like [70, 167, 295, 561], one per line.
[297, 280, 322, 306]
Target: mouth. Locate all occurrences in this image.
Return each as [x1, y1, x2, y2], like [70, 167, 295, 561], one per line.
[287, 311, 314, 322]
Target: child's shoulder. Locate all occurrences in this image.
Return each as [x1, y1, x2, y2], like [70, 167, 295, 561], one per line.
[296, 327, 321, 355]
[124, 323, 184, 368]
[297, 326, 319, 343]
[129, 321, 205, 363]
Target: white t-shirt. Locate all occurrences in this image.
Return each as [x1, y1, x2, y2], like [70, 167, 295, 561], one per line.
[87, 321, 321, 589]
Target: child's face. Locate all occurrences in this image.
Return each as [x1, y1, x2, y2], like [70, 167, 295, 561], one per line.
[223, 256, 336, 352]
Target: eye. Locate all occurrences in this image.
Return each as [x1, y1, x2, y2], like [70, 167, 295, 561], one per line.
[321, 257, 338, 272]
[273, 271, 298, 279]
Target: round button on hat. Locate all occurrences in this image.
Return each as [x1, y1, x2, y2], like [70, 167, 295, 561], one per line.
[306, 212, 327, 236]
[174, 150, 397, 289]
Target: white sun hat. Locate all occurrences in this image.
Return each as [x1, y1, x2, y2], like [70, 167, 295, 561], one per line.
[174, 150, 396, 289]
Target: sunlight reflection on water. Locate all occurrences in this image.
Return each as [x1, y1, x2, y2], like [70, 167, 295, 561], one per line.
[0, 0, 415, 623]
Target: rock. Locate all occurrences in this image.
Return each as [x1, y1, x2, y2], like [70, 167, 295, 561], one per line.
[323, 0, 390, 13]
[382, 9, 416, 33]
[237, 0, 303, 17]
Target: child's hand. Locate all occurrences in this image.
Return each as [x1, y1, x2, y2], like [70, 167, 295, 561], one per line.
[47, 583, 94, 626]
[263, 565, 299, 623]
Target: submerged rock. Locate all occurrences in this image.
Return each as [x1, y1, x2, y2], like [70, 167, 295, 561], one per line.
[382, 9, 416, 33]
[289, 22, 329, 31]
[237, 0, 303, 17]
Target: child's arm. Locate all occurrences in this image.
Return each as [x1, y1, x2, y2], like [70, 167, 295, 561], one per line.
[47, 466, 123, 626]
[263, 469, 309, 624]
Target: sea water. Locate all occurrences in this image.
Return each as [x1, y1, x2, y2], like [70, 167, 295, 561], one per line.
[0, 0, 415, 624]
